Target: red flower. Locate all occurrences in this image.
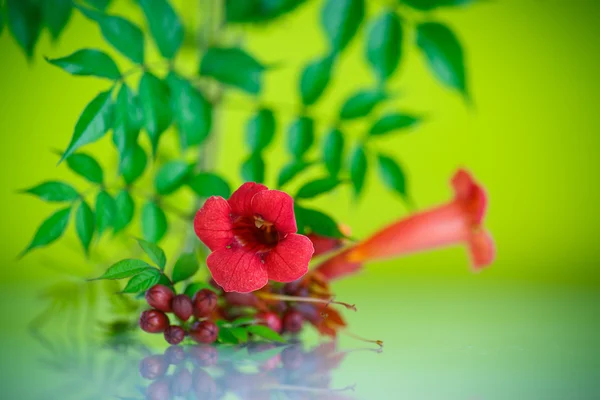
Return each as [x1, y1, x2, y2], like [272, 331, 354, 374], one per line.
[194, 182, 314, 293]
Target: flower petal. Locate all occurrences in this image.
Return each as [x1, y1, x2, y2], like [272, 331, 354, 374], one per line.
[250, 189, 297, 234]
[468, 229, 495, 271]
[228, 182, 268, 217]
[264, 233, 313, 282]
[315, 247, 364, 281]
[451, 169, 488, 225]
[206, 246, 268, 293]
[194, 196, 233, 251]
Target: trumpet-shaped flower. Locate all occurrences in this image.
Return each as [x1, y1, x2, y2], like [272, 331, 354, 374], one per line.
[194, 182, 314, 293]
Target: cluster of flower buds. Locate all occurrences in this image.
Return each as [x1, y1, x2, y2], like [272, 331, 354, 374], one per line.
[139, 285, 220, 345]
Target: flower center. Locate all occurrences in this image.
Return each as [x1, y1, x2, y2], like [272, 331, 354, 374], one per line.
[232, 215, 281, 252]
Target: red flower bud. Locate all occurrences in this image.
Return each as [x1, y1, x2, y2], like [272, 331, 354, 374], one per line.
[171, 367, 192, 397]
[139, 355, 168, 380]
[171, 294, 193, 321]
[146, 378, 170, 400]
[192, 289, 218, 318]
[140, 309, 169, 333]
[164, 345, 186, 365]
[164, 325, 186, 345]
[282, 310, 303, 333]
[189, 320, 219, 344]
[256, 311, 282, 333]
[145, 285, 174, 312]
[189, 344, 219, 367]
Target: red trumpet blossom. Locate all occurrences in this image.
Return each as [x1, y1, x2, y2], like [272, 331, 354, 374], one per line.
[194, 182, 314, 293]
[316, 169, 495, 279]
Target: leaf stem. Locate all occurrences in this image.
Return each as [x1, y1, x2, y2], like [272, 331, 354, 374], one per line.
[256, 293, 357, 311]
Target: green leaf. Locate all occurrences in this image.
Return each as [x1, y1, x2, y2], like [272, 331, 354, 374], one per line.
[122, 268, 162, 293]
[187, 173, 231, 198]
[113, 190, 135, 233]
[84, 0, 112, 10]
[417, 22, 467, 96]
[230, 327, 249, 343]
[184, 282, 216, 298]
[167, 73, 212, 149]
[321, 0, 364, 53]
[299, 55, 333, 106]
[121, 144, 147, 185]
[139, 0, 183, 59]
[401, 0, 473, 11]
[349, 145, 368, 196]
[113, 84, 142, 162]
[366, 11, 402, 82]
[0, 3, 4, 35]
[96, 258, 153, 280]
[287, 116, 314, 159]
[59, 90, 113, 163]
[241, 153, 265, 183]
[139, 72, 172, 155]
[75, 200, 95, 254]
[172, 253, 199, 283]
[246, 108, 276, 152]
[6, 0, 43, 59]
[46, 49, 120, 80]
[141, 201, 168, 243]
[225, 0, 309, 23]
[369, 113, 420, 136]
[218, 326, 240, 344]
[294, 206, 344, 238]
[247, 325, 285, 343]
[95, 190, 116, 235]
[154, 161, 191, 195]
[296, 177, 341, 199]
[322, 128, 344, 177]
[77, 5, 145, 64]
[43, 0, 72, 40]
[377, 153, 407, 197]
[277, 160, 313, 188]
[339, 90, 386, 120]
[200, 47, 265, 94]
[21, 207, 71, 256]
[136, 238, 166, 270]
[22, 181, 79, 202]
[65, 153, 103, 184]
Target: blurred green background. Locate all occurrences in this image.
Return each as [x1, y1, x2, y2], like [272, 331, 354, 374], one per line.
[1, 0, 599, 398]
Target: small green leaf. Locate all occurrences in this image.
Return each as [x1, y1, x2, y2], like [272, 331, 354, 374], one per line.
[377, 153, 407, 197]
[401, 0, 473, 11]
[113, 84, 142, 162]
[187, 173, 231, 198]
[349, 145, 368, 196]
[218, 326, 240, 344]
[21, 207, 71, 256]
[113, 190, 135, 233]
[369, 113, 420, 136]
[167, 73, 212, 149]
[43, 0, 72, 40]
[60, 90, 113, 163]
[96, 258, 153, 280]
[22, 181, 79, 202]
[139, 0, 183, 59]
[366, 11, 402, 82]
[84, 0, 112, 10]
[246, 108, 276, 152]
[321, 0, 364, 53]
[277, 160, 313, 188]
[225, 0, 309, 23]
[230, 327, 249, 343]
[122, 268, 162, 293]
[172, 253, 199, 283]
[294, 206, 344, 238]
[77, 5, 145, 64]
[95, 190, 116, 235]
[241, 153, 265, 183]
[46, 49, 120, 80]
[322, 128, 344, 177]
[0, 3, 4, 35]
[247, 325, 285, 343]
[296, 177, 341, 199]
[6, 0, 43, 59]
[287, 116, 314, 159]
[339, 90, 386, 120]
[139, 72, 172, 155]
[299, 55, 334, 106]
[184, 282, 216, 298]
[66, 153, 103, 184]
[121, 144, 147, 185]
[75, 200, 95, 254]
[141, 201, 168, 243]
[417, 22, 467, 96]
[154, 161, 191, 195]
[200, 47, 265, 94]
[136, 238, 166, 271]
